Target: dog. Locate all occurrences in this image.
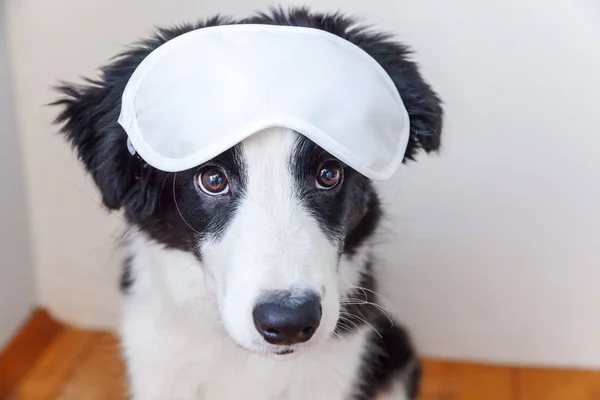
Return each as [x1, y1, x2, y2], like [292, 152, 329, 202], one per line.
[53, 7, 443, 400]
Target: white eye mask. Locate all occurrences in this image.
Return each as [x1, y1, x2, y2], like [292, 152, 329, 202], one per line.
[118, 24, 410, 181]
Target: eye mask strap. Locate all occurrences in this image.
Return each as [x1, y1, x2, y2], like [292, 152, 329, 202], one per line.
[127, 137, 137, 156]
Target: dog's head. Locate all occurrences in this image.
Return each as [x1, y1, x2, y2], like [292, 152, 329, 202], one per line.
[53, 8, 442, 356]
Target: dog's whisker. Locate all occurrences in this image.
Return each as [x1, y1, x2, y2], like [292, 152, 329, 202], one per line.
[172, 173, 203, 236]
[335, 325, 357, 337]
[340, 299, 393, 315]
[158, 172, 171, 208]
[336, 316, 361, 335]
[347, 285, 393, 309]
[339, 312, 383, 339]
[341, 299, 392, 314]
[331, 331, 343, 340]
[339, 317, 360, 331]
[341, 299, 395, 327]
[342, 296, 393, 313]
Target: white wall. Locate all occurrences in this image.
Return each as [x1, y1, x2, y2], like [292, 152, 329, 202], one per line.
[6, 0, 600, 367]
[0, 0, 34, 348]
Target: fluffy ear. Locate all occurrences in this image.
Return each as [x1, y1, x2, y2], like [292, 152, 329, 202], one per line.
[53, 76, 139, 211]
[52, 17, 233, 218]
[360, 36, 444, 161]
[247, 7, 444, 161]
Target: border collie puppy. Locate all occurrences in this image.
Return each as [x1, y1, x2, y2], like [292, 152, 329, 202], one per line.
[53, 7, 442, 400]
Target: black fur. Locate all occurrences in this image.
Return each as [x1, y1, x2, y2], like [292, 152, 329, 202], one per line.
[121, 255, 135, 293]
[130, 145, 248, 256]
[343, 192, 382, 257]
[290, 135, 380, 252]
[356, 319, 421, 400]
[334, 259, 421, 399]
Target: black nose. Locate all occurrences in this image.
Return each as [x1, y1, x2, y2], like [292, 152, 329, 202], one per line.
[253, 291, 322, 345]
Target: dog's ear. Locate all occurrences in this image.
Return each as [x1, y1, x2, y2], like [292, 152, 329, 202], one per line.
[53, 75, 139, 211]
[384, 48, 444, 161]
[52, 19, 233, 219]
[346, 30, 444, 161]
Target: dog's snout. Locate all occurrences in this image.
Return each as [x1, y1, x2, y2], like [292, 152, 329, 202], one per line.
[253, 291, 322, 345]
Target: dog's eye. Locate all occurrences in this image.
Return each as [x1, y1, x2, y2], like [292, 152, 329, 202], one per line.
[196, 167, 229, 195]
[316, 161, 343, 190]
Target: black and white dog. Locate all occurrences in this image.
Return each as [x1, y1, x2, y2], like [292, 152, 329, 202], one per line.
[53, 7, 442, 400]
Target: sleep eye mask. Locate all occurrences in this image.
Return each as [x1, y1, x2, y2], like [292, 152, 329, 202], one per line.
[118, 24, 410, 180]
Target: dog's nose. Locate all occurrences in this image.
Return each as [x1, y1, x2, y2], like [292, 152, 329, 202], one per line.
[253, 291, 322, 345]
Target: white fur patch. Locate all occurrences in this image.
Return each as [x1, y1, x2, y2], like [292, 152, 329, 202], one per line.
[201, 129, 341, 353]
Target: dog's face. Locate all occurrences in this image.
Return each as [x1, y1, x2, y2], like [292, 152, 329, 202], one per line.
[53, 8, 442, 357]
[123, 127, 381, 355]
[190, 128, 376, 353]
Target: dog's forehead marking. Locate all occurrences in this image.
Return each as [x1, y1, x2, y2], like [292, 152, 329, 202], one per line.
[240, 127, 298, 199]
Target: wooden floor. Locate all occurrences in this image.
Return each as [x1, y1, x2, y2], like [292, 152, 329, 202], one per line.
[5, 324, 600, 399]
